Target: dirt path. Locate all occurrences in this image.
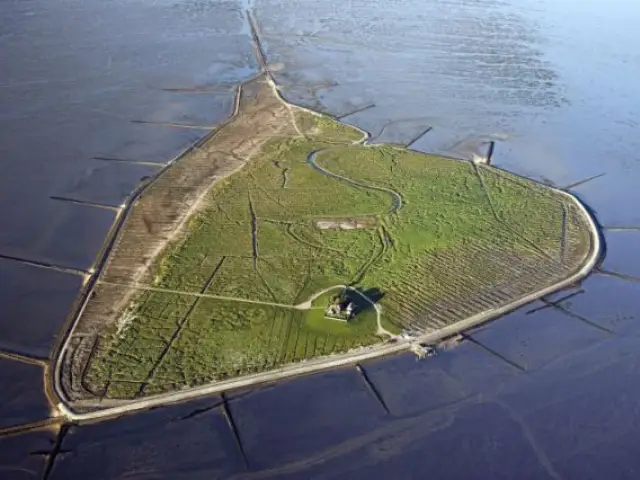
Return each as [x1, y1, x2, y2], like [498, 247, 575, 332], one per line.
[98, 281, 303, 310]
[99, 280, 392, 341]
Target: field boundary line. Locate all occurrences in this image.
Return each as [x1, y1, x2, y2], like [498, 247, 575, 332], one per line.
[49, 6, 601, 421]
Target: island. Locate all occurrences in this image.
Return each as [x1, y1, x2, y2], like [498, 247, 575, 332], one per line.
[56, 73, 597, 410]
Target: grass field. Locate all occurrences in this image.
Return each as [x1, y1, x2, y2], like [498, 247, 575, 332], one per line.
[80, 78, 592, 399]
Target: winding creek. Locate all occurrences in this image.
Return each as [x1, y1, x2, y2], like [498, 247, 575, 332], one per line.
[307, 149, 404, 214]
[2, 0, 640, 478]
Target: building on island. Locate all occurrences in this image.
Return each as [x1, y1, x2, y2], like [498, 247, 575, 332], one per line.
[325, 293, 355, 322]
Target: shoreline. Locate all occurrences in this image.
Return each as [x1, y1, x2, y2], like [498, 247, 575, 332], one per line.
[48, 71, 602, 423]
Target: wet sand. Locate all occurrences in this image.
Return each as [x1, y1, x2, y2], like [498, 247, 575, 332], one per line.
[2, 0, 640, 477]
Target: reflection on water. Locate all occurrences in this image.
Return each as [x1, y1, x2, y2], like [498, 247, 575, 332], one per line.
[469, 300, 610, 371]
[0, 429, 54, 478]
[258, 0, 563, 154]
[0, 260, 84, 356]
[49, 396, 246, 479]
[0, 358, 49, 429]
[601, 230, 640, 278]
[0, 0, 258, 269]
[2, 0, 640, 477]
[257, 0, 640, 190]
[226, 369, 388, 470]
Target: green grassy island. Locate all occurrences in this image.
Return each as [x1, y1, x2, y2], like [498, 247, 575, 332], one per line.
[62, 75, 594, 401]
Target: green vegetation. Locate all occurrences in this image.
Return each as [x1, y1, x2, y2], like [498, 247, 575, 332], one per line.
[303, 289, 378, 336]
[84, 97, 588, 398]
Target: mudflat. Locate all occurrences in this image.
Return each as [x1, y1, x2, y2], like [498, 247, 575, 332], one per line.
[59, 75, 594, 404]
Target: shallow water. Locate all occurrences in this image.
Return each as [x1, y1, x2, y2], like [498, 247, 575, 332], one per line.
[2, 0, 640, 477]
[601, 230, 640, 278]
[49, 396, 246, 479]
[0, 260, 83, 357]
[0, 428, 54, 478]
[0, 358, 49, 429]
[1, 0, 257, 270]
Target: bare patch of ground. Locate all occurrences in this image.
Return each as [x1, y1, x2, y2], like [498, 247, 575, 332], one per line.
[315, 219, 376, 230]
